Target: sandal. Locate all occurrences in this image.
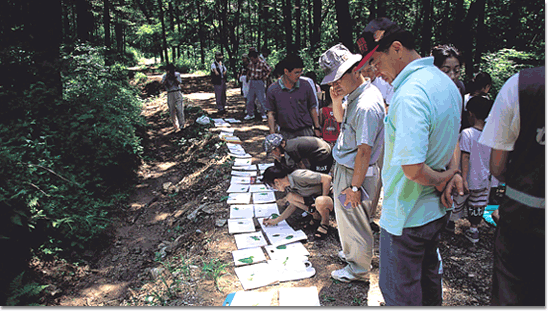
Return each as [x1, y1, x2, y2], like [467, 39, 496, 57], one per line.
[314, 224, 330, 240]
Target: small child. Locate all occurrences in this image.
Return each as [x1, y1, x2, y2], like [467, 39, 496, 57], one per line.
[319, 100, 340, 148]
[452, 96, 494, 243]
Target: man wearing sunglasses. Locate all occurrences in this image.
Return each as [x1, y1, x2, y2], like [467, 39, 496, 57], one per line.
[355, 18, 462, 305]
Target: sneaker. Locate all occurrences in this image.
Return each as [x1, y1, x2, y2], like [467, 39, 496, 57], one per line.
[243, 115, 254, 120]
[262, 114, 267, 120]
[337, 250, 347, 262]
[445, 220, 455, 233]
[331, 266, 369, 283]
[464, 228, 479, 243]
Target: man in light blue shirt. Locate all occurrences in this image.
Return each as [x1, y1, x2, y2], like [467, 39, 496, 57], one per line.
[355, 18, 461, 305]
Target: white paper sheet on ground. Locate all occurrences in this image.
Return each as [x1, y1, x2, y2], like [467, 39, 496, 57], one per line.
[234, 231, 268, 250]
[257, 163, 274, 174]
[228, 218, 256, 234]
[278, 287, 320, 306]
[258, 218, 308, 246]
[253, 191, 276, 203]
[257, 217, 292, 233]
[268, 256, 315, 282]
[231, 176, 257, 185]
[227, 143, 245, 151]
[253, 203, 280, 218]
[227, 184, 250, 193]
[233, 158, 252, 166]
[230, 204, 255, 219]
[264, 242, 310, 260]
[231, 247, 267, 266]
[232, 170, 258, 177]
[234, 262, 279, 290]
[224, 118, 242, 123]
[218, 127, 235, 134]
[229, 152, 253, 158]
[232, 164, 258, 171]
[225, 290, 275, 306]
[227, 192, 251, 205]
[249, 184, 269, 193]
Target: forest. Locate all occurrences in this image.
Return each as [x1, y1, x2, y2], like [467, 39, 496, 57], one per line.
[0, 0, 545, 306]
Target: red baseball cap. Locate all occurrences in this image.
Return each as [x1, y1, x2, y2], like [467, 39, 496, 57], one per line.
[355, 17, 405, 72]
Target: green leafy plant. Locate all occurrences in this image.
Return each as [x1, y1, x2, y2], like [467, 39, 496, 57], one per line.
[201, 258, 229, 292]
[6, 272, 49, 306]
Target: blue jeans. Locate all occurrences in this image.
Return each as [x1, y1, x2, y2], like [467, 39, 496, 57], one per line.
[246, 80, 266, 116]
[379, 215, 447, 306]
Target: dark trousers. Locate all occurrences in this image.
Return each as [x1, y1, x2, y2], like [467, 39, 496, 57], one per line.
[379, 215, 447, 306]
[491, 196, 545, 306]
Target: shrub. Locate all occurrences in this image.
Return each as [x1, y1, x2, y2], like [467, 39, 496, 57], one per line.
[478, 48, 543, 99]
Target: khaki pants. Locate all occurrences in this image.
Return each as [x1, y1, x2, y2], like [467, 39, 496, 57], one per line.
[333, 162, 380, 278]
[167, 91, 185, 129]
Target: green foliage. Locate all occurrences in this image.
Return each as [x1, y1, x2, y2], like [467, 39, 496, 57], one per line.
[0, 43, 145, 261]
[134, 72, 148, 85]
[6, 272, 48, 306]
[201, 258, 229, 292]
[478, 48, 542, 99]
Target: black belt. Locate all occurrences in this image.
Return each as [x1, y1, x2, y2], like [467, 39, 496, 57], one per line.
[168, 89, 181, 93]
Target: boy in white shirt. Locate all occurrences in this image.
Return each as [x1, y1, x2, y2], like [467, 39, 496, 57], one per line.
[452, 96, 494, 243]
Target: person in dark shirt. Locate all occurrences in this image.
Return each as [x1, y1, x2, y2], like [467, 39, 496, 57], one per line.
[263, 133, 333, 174]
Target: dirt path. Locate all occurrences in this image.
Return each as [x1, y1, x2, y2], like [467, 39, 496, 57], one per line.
[47, 74, 495, 306]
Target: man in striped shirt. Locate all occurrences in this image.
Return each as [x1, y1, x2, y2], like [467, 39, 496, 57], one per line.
[245, 50, 271, 120]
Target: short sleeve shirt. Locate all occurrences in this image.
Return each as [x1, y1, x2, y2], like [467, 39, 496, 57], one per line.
[288, 169, 323, 197]
[284, 136, 332, 169]
[161, 72, 182, 92]
[478, 73, 520, 151]
[380, 57, 462, 236]
[332, 80, 386, 169]
[211, 62, 227, 79]
[266, 77, 318, 131]
[460, 128, 491, 190]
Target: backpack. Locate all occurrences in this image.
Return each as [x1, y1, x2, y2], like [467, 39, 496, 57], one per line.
[322, 107, 340, 143]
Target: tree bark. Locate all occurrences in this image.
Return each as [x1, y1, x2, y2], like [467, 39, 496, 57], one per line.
[283, 0, 293, 52]
[311, 0, 321, 48]
[474, 0, 486, 66]
[295, 0, 301, 51]
[420, 0, 433, 56]
[76, 0, 94, 42]
[335, 0, 354, 50]
[104, 0, 112, 65]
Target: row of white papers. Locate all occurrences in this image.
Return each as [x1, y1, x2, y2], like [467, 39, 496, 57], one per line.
[224, 286, 320, 306]
[221, 133, 317, 300]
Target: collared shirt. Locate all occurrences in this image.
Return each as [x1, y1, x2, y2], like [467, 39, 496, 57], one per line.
[211, 61, 227, 79]
[288, 169, 323, 198]
[161, 72, 182, 92]
[380, 56, 461, 236]
[266, 77, 318, 131]
[247, 59, 271, 81]
[332, 80, 386, 169]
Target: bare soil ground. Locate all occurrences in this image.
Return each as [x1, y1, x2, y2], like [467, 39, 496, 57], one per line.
[36, 73, 495, 306]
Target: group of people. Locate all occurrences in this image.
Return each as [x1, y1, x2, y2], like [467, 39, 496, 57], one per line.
[160, 16, 544, 306]
[259, 18, 544, 306]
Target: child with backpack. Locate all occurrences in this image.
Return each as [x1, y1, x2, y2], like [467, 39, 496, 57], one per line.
[450, 96, 494, 243]
[319, 97, 340, 147]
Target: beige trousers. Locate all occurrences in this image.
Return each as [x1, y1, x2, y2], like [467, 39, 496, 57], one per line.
[333, 162, 380, 278]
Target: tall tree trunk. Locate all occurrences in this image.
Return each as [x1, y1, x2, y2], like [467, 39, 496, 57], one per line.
[420, 0, 433, 56]
[76, 0, 94, 42]
[335, 0, 353, 50]
[311, 0, 321, 48]
[283, 0, 293, 52]
[135, 0, 152, 22]
[440, 0, 451, 43]
[376, 0, 386, 18]
[104, 0, 112, 65]
[295, 0, 301, 51]
[115, 22, 123, 59]
[474, 1, 486, 66]
[158, 0, 168, 64]
[262, 0, 269, 49]
[368, 0, 376, 21]
[506, 0, 521, 48]
[195, 0, 205, 65]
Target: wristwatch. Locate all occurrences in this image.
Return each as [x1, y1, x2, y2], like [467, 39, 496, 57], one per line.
[351, 186, 359, 192]
[314, 126, 321, 131]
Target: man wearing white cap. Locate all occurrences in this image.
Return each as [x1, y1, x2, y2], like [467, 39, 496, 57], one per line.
[318, 43, 385, 282]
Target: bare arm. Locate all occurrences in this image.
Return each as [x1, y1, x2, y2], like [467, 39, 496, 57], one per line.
[490, 149, 509, 182]
[263, 202, 297, 225]
[267, 111, 277, 134]
[330, 86, 345, 122]
[461, 152, 470, 193]
[310, 107, 322, 137]
[402, 163, 457, 192]
[320, 174, 332, 196]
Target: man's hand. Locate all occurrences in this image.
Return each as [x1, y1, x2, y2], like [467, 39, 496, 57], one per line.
[441, 174, 464, 208]
[341, 187, 361, 209]
[262, 217, 278, 226]
[314, 128, 322, 137]
[329, 85, 345, 105]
